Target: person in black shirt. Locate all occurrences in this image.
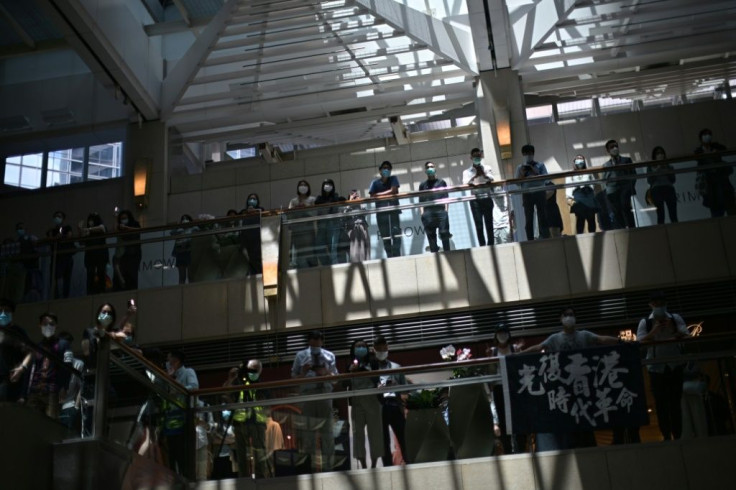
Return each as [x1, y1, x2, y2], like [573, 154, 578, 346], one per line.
[46, 211, 75, 298]
[114, 210, 142, 291]
[419, 161, 451, 252]
[0, 298, 30, 402]
[694, 128, 733, 217]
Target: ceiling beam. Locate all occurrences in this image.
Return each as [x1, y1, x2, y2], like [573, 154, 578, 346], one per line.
[172, 0, 192, 26]
[179, 97, 473, 143]
[161, 0, 240, 118]
[508, 0, 577, 67]
[354, 0, 478, 75]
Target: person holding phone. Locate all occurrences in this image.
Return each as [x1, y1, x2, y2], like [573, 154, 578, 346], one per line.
[637, 291, 690, 440]
[290, 331, 338, 472]
[515, 144, 550, 240]
[346, 339, 383, 468]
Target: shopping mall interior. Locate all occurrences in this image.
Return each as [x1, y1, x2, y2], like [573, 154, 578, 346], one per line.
[1, 1, 735, 489]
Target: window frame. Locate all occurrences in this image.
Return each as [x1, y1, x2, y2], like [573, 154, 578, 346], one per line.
[3, 141, 123, 190]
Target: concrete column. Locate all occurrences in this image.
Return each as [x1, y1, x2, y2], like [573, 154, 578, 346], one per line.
[475, 69, 529, 179]
[125, 121, 168, 227]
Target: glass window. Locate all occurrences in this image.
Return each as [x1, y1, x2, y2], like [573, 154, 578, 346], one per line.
[47, 147, 85, 187]
[3, 153, 43, 189]
[526, 104, 555, 125]
[88, 142, 122, 181]
[557, 99, 593, 119]
[598, 97, 632, 114]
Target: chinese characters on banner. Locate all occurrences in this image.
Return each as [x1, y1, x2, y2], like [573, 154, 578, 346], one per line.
[499, 344, 649, 434]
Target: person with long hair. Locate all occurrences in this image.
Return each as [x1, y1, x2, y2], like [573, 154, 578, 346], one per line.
[288, 180, 317, 268]
[647, 147, 678, 224]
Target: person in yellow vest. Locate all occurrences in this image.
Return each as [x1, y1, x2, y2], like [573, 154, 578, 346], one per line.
[232, 359, 272, 478]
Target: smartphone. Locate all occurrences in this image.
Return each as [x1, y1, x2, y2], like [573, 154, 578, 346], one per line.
[128, 298, 135, 307]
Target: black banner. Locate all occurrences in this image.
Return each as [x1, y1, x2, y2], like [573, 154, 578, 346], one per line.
[500, 343, 649, 433]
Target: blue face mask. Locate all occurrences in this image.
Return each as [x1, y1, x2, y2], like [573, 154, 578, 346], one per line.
[355, 347, 368, 358]
[247, 199, 258, 208]
[0, 312, 11, 326]
[380, 169, 391, 178]
[222, 410, 231, 420]
[426, 168, 436, 177]
[247, 372, 260, 382]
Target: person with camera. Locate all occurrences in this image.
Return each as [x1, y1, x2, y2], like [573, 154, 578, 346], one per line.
[346, 339, 383, 469]
[636, 291, 690, 440]
[230, 359, 272, 478]
[515, 144, 550, 240]
[290, 331, 338, 472]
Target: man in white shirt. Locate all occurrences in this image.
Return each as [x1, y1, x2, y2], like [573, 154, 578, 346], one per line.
[463, 148, 495, 246]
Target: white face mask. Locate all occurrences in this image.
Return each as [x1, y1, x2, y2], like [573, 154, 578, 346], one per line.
[574, 159, 585, 168]
[496, 333, 510, 344]
[98, 312, 113, 327]
[375, 350, 388, 361]
[42, 324, 56, 338]
[323, 184, 333, 193]
[298, 185, 309, 195]
[561, 316, 576, 329]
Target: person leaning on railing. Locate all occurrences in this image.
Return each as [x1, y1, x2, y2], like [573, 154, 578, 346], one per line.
[694, 128, 734, 218]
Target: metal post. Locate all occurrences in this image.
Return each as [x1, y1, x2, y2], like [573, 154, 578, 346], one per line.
[184, 393, 197, 480]
[93, 336, 110, 439]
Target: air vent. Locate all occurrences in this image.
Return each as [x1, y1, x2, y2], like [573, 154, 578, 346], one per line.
[328, 107, 367, 117]
[152, 280, 736, 370]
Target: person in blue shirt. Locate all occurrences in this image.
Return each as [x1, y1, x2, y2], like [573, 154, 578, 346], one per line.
[419, 161, 451, 252]
[515, 144, 550, 240]
[369, 161, 402, 258]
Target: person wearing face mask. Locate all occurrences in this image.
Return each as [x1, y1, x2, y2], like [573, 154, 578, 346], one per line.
[288, 180, 318, 268]
[694, 128, 733, 217]
[25, 312, 70, 419]
[419, 161, 452, 252]
[170, 214, 198, 284]
[240, 194, 264, 275]
[114, 209, 142, 291]
[515, 144, 550, 240]
[314, 178, 347, 265]
[79, 212, 108, 294]
[369, 161, 402, 258]
[636, 291, 690, 441]
[290, 330, 338, 472]
[520, 307, 620, 451]
[463, 148, 495, 246]
[46, 211, 76, 299]
[231, 359, 272, 478]
[486, 324, 525, 454]
[0, 298, 31, 402]
[374, 335, 409, 466]
[163, 350, 199, 476]
[346, 339, 383, 469]
[602, 139, 637, 229]
[565, 155, 598, 234]
[57, 331, 85, 435]
[646, 146, 678, 225]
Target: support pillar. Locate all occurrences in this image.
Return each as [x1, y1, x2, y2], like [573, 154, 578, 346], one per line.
[475, 69, 529, 179]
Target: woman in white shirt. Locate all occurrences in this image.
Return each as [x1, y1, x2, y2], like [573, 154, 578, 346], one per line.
[565, 155, 598, 234]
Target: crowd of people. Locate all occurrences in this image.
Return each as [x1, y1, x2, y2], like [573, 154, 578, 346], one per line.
[1, 288, 730, 481]
[1, 128, 733, 303]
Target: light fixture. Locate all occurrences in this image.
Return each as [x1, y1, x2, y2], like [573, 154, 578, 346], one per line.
[133, 158, 151, 209]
